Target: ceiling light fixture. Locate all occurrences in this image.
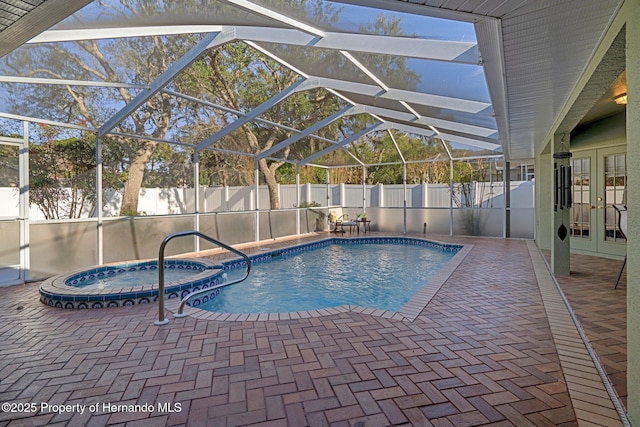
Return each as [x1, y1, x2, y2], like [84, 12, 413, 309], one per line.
[614, 93, 627, 105]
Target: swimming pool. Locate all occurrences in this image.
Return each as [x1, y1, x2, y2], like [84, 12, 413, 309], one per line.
[39, 236, 465, 316]
[190, 237, 461, 314]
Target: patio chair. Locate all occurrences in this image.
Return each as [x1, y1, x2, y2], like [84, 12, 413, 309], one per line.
[613, 204, 627, 289]
[328, 211, 345, 233]
[328, 212, 359, 233]
[340, 214, 359, 233]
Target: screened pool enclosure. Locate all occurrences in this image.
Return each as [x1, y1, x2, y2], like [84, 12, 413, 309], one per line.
[0, 0, 534, 284]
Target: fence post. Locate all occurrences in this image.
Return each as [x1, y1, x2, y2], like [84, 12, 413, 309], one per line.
[326, 169, 331, 207]
[305, 183, 311, 205]
[277, 183, 281, 209]
[422, 183, 428, 208]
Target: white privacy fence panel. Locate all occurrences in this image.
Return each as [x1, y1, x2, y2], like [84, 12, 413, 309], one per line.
[279, 185, 298, 208]
[202, 187, 225, 212]
[310, 185, 329, 207]
[0, 187, 94, 220]
[383, 186, 408, 207]
[344, 185, 367, 208]
[227, 187, 254, 211]
[1, 181, 535, 218]
[425, 184, 452, 207]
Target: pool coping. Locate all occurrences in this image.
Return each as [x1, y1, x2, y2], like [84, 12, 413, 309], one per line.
[164, 237, 473, 323]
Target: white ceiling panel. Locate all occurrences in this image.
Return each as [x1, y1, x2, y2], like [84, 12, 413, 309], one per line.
[365, 0, 624, 160]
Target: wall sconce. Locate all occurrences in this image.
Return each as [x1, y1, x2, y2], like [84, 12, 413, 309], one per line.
[614, 93, 627, 105]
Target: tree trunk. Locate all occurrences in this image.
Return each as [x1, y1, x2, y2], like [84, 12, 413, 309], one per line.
[258, 158, 280, 209]
[120, 141, 158, 215]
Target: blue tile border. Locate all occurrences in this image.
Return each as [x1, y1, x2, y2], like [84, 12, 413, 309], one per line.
[222, 237, 461, 271]
[39, 258, 225, 309]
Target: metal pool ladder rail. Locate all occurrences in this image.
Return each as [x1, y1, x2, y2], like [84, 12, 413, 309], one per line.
[154, 230, 251, 326]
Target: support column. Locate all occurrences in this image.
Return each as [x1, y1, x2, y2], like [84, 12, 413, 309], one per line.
[254, 162, 259, 242]
[536, 152, 552, 249]
[193, 150, 200, 252]
[505, 160, 511, 238]
[19, 122, 30, 281]
[95, 134, 103, 266]
[296, 166, 301, 235]
[403, 164, 407, 235]
[551, 133, 571, 275]
[626, 0, 640, 422]
[362, 166, 367, 213]
[449, 159, 454, 236]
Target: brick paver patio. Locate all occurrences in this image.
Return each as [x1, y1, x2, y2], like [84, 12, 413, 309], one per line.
[0, 235, 628, 426]
[551, 251, 628, 411]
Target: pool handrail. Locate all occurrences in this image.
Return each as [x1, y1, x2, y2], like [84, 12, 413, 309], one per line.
[155, 230, 251, 325]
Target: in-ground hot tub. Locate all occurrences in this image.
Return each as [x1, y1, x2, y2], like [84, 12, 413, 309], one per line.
[39, 258, 225, 309]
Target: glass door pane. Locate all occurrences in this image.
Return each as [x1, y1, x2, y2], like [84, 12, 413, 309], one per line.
[571, 157, 591, 239]
[603, 153, 626, 242]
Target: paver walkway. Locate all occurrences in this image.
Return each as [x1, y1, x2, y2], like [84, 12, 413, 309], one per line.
[0, 235, 627, 426]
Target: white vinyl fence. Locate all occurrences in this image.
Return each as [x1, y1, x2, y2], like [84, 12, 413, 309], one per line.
[0, 181, 534, 219]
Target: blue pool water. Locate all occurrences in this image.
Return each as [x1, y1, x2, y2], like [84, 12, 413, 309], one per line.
[74, 269, 200, 290]
[63, 259, 216, 291]
[197, 243, 455, 313]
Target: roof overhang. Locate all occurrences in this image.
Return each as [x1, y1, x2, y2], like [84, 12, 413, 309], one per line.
[0, 0, 93, 57]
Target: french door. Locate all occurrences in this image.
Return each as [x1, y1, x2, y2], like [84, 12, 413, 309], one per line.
[570, 146, 626, 257]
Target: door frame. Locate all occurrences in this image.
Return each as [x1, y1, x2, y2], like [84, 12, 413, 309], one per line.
[570, 145, 626, 258]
